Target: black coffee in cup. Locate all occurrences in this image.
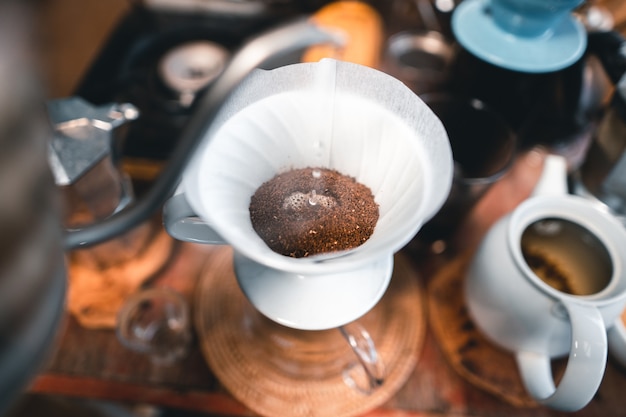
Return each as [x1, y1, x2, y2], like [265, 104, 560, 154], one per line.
[521, 218, 613, 296]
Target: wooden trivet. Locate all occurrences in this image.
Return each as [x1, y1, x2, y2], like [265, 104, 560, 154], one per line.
[194, 246, 426, 417]
[427, 250, 540, 408]
[67, 225, 175, 329]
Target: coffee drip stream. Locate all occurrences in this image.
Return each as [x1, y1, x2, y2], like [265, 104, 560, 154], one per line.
[571, 30, 626, 225]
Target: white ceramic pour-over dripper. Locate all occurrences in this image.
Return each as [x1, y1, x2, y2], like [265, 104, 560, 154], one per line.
[164, 58, 453, 330]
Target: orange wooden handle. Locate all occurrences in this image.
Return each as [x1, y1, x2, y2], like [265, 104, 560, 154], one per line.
[303, 1, 384, 68]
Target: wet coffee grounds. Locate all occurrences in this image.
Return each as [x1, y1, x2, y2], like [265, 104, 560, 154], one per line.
[249, 167, 379, 258]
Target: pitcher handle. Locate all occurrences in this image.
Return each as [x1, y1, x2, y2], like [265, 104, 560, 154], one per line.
[162, 193, 226, 244]
[516, 299, 607, 411]
[339, 322, 385, 394]
[608, 317, 626, 368]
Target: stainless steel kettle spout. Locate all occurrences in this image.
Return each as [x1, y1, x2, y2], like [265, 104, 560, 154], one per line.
[62, 17, 343, 249]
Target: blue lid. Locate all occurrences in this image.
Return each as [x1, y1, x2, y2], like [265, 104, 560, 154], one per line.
[452, 0, 587, 73]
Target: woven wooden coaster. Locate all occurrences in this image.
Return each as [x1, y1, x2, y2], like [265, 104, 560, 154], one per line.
[427, 250, 567, 408]
[67, 225, 175, 329]
[194, 247, 426, 417]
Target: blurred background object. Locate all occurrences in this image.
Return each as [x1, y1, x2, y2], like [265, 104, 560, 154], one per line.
[0, 0, 66, 415]
[415, 93, 517, 250]
[35, 0, 131, 99]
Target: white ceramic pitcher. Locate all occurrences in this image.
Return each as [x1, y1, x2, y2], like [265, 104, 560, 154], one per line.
[465, 155, 626, 411]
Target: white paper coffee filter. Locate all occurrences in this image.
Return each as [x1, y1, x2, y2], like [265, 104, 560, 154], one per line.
[184, 59, 452, 273]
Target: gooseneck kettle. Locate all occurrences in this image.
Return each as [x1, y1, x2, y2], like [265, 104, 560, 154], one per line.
[58, 18, 342, 249]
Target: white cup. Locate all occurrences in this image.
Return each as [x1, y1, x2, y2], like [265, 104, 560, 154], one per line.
[163, 59, 453, 331]
[465, 155, 626, 411]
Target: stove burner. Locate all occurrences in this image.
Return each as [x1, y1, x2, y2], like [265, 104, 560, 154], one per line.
[73, 4, 329, 162]
[158, 40, 230, 106]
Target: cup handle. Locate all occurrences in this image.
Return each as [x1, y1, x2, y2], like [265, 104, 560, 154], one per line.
[162, 193, 226, 244]
[515, 299, 607, 411]
[339, 322, 385, 394]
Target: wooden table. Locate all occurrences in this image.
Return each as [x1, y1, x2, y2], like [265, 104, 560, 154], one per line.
[28, 149, 626, 416]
